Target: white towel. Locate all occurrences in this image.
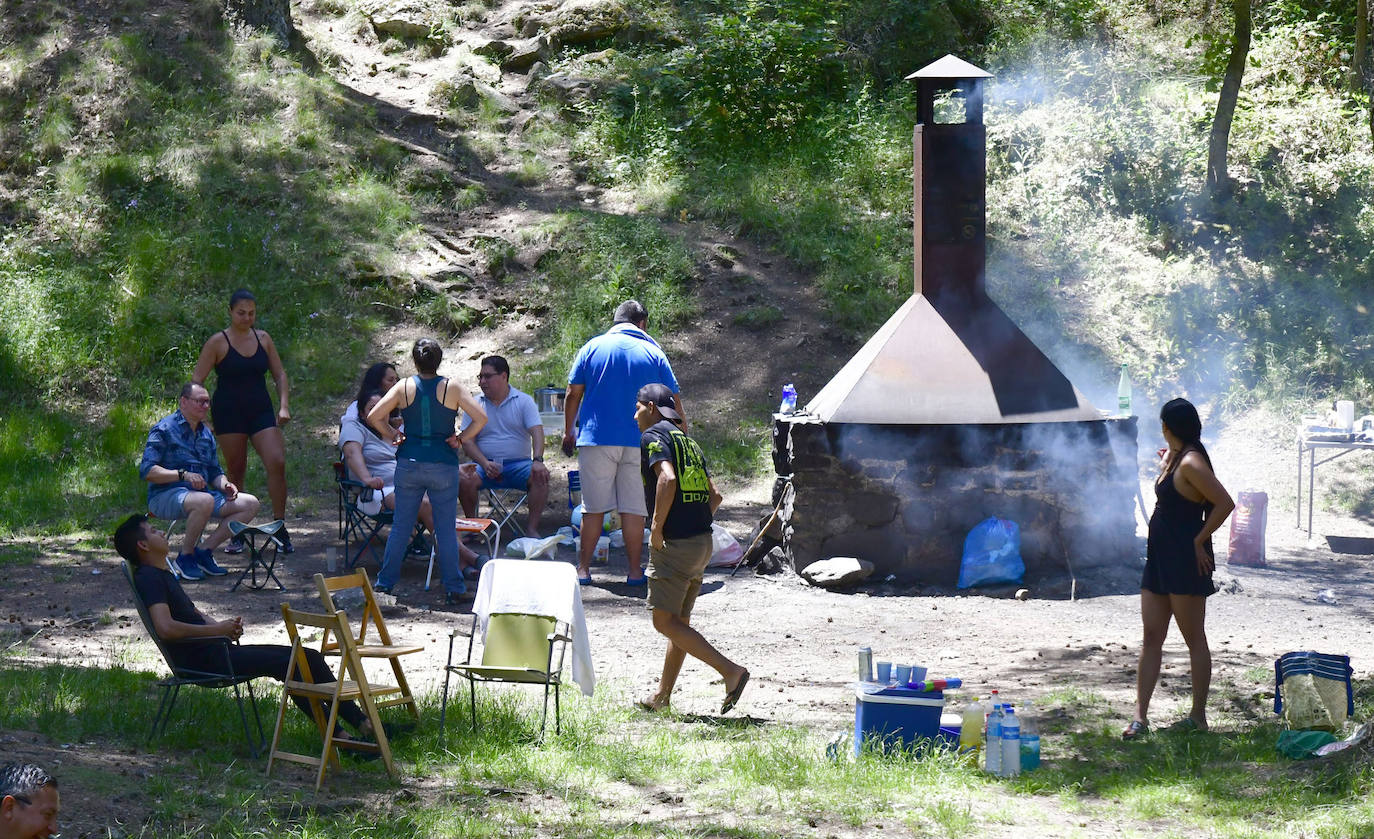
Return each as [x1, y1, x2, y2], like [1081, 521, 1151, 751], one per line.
[472, 558, 595, 697]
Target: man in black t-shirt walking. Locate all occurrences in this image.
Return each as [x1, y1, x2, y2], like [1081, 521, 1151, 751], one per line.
[634, 384, 748, 715]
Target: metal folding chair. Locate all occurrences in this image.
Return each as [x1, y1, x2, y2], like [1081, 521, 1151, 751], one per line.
[121, 559, 266, 756]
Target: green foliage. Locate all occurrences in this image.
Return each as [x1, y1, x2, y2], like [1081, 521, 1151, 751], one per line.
[661, 0, 849, 150]
[533, 212, 698, 372]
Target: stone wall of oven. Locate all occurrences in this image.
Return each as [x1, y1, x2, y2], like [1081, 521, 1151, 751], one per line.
[772, 416, 1140, 583]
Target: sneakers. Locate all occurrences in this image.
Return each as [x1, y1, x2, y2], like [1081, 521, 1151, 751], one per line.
[195, 547, 229, 576]
[374, 584, 394, 595]
[173, 553, 205, 581]
[274, 525, 294, 554]
[444, 590, 473, 606]
[222, 535, 245, 555]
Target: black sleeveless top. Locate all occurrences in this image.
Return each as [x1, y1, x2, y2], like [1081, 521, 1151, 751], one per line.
[211, 329, 273, 417]
[1142, 469, 1217, 596]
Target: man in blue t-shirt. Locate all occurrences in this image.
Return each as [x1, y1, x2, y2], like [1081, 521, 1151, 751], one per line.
[458, 355, 550, 537]
[562, 300, 684, 585]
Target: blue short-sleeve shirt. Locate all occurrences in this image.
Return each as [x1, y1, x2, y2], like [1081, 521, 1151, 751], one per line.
[568, 323, 679, 448]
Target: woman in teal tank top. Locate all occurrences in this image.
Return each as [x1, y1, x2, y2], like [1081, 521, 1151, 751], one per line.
[367, 338, 486, 601]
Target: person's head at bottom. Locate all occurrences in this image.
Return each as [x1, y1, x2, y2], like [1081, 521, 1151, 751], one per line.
[0, 763, 59, 839]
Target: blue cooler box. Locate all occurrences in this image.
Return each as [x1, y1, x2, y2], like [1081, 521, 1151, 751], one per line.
[854, 686, 946, 756]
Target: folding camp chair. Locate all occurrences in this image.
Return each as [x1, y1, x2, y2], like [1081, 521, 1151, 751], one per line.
[121, 559, 266, 756]
[425, 516, 499, 591]
[485, 487, 529, 541]
[228, 519, 286, 592]
[440, 561, 572, 740]
[314, 571, 422, 719]
[334, 461, 426, 570]
[267, 605, 399, 791]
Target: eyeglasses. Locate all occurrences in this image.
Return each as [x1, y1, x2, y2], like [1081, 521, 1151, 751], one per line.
[183, 397, 211, 405]
[11, 794, 30, 806]
[477, 372, 502, 381]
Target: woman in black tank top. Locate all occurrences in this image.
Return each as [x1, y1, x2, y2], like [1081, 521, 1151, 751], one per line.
[1123, 398, 1234, 740]
[192, 289, 294, 551]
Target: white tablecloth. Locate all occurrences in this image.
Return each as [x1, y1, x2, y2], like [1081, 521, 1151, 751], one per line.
[471, 558, 595, 696]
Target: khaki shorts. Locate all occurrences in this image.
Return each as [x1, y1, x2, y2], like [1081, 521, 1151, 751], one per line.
[577, 445, 647, 517]
[646, 532, 713, 617]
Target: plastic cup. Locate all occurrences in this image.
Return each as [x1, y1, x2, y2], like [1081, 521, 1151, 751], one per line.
[876, 661, 892, 684]
[908, 665, 927, 686]
[325, 546, 338, 574]
[894, 664, 912, 685]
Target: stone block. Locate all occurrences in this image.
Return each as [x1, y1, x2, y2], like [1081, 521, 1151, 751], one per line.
[846, 491, 898, 526]
[800, 557, 875, 588]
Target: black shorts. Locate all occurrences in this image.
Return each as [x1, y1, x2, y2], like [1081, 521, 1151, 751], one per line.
[211, 394, 278, 436]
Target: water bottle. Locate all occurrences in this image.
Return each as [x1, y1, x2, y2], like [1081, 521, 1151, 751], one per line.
[984, 703, 1003, 775]
[1000, 706, 1020, 777]
[1019, 701, 1040, 772]
[959, 700, 983, 754]
[1117, 364, 1131, 416]
[779, 383, 797, 415]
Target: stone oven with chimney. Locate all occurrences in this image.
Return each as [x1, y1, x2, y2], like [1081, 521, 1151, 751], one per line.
[771, 56, 1139, 586]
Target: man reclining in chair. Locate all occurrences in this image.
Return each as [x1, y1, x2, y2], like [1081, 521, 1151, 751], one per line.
[114, 513, 380, 744]
[139, 383, 261, 581]
[458, 355, 550, 539]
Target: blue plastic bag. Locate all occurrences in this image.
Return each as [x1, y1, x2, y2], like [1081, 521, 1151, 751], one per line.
[957, 517, 1024, 588]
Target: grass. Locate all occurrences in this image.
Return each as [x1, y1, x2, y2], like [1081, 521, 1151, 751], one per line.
[3, 651, 1374, 836]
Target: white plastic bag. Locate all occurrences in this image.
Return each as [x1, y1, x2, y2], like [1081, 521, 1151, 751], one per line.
[505, 534, 564, 560]
[707, 523, 744, 567]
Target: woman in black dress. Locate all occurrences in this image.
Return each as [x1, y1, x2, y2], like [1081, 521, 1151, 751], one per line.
[192, 289, 293, 551]
[1123, 398, 1234, 739]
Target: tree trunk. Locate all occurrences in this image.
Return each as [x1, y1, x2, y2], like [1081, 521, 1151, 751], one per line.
[1353, 0, 1368, 92]
[1206, 0, 1251, 202]
[220, 0, 294, 44]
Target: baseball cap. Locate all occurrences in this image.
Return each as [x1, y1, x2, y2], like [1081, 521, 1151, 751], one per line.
[636, 383, 682, 422]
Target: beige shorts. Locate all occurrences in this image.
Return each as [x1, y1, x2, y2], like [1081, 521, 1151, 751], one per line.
[577, 445, 647, 517]
[646, 532, 713, 617]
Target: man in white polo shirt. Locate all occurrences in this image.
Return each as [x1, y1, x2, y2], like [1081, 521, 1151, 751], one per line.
[458, 355, 549, 537]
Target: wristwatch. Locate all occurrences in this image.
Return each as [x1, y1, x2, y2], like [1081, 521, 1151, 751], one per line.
[532, 456, 544, 462]
[177, 469, 185, 482]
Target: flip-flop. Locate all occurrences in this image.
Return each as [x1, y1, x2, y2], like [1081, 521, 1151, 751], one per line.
[578, 575, 593, 586]
[1121, 719, 1149, 740]
[1163, 717, 1205, 734]
[625, 576, 647, 587]
[636, 697, 669, 713]
[721, 669, 750, 714]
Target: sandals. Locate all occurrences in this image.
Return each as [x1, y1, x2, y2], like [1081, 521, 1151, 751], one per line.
[1162, 717, 1206, 734]
[721, 670, 750, 714]
[1122, 719, 1149, 740]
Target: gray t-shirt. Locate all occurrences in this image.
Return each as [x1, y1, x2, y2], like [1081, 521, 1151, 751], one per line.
[338, 415, 396, 485]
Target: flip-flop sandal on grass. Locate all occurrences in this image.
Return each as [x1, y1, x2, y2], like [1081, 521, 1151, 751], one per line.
[1163, 717, 1205, 734]
[1122, 720, 1149, 740]
[721, 670, 750, 714]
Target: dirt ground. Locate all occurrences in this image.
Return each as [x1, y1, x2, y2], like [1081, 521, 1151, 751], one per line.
[5, 420, 1374, 837]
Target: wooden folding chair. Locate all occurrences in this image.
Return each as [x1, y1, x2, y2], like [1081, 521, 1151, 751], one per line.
[314, 571, 422, 720]
[266, 605, 399, 791]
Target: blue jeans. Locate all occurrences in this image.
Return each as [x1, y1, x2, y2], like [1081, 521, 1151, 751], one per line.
[377, 460, 464, 594]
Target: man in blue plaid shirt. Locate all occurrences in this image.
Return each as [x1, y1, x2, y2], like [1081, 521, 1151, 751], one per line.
[139, 382, 260, 580]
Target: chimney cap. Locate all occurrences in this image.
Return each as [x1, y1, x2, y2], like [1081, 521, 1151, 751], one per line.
[904, 54, 992, 81]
